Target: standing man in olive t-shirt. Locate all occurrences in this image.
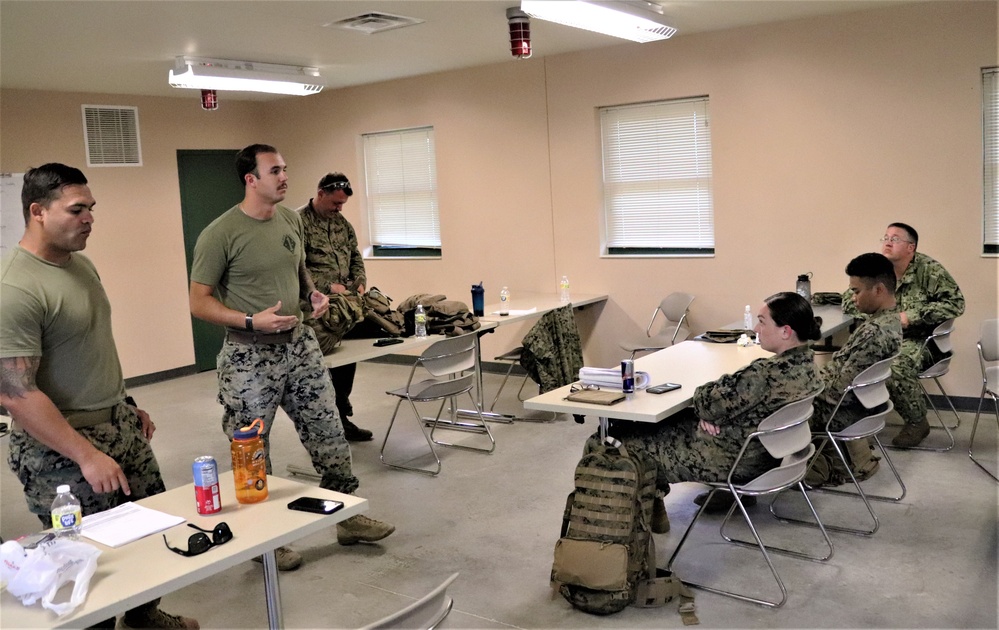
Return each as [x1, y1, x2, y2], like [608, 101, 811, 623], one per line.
[1, 163, 198, 630]
[189, 144, 394, 572]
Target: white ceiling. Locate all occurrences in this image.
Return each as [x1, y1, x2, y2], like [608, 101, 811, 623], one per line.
[1, 1, 910, 101]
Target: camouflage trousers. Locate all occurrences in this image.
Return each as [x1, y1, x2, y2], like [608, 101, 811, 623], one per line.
[7, 403, 165, 518]
[889, 338, 929, 426]
[217, 325, 359, 495]
[593, 410, 773, 495]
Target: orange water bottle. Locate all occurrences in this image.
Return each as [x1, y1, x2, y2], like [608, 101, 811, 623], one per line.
[231, 418, 268, 504]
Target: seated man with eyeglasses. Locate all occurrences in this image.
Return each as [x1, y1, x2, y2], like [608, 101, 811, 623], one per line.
[841, 222, 965, 447]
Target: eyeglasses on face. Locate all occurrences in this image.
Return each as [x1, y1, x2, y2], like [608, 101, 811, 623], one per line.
[880, 235, 912, 244]
[321, 181, 353, 195]
[163, 522, 233, 557]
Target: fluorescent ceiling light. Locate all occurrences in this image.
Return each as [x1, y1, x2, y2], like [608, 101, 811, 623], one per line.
[168, 56, 324, 96]
[521, 1, 676, 43]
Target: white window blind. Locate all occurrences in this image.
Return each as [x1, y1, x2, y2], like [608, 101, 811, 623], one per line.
[601, 97, 713, 255]
[363, 127, 441, 255]
[984, 68, 999, 254]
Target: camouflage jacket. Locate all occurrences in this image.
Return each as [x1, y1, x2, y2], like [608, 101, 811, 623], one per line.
[298, 200, 366, 294]
[519, 305, 584, 394]
[816, 307, 902, 430]
[693, 345, 822, 470]
[842, 252, 964, 341]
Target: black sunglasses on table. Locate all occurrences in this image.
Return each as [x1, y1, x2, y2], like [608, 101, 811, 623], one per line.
[163, 522, 233, 557]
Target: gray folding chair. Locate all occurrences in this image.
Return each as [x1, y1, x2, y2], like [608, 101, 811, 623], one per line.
[619, 292, 694, 360]
[772, 356, 906, 536]
[893, 319, 958, 451]
[666, 391, 832, 608]
[359, 573, 458, 630]
[381, 334, 494, 475]
[969, 319, 999, 482]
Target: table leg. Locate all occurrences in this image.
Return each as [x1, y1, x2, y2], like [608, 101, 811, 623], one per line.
[262, 549, 284, 629]
[599, 417, 608, 441]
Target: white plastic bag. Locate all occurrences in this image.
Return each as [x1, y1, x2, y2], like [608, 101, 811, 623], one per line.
[0, 537, 101, 616]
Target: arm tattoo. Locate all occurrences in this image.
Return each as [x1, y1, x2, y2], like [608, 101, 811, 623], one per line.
[0, 356, 40, 399]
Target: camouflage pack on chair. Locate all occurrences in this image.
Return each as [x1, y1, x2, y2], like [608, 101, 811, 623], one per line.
[307, 292, 365, 354]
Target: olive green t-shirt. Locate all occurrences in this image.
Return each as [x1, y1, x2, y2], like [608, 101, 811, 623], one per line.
[190, 204, 305, 321]
[0, 247, 127, 411]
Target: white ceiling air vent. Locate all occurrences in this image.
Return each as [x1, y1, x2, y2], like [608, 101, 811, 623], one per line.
[326, 12, 425, 34]
[81, 105, 142, 167]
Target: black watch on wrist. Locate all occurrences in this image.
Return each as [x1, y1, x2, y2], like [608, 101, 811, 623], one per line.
[245, 313, 254, 331]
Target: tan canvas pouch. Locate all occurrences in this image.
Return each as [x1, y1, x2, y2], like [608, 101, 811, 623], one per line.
[552, 538, 629, 591]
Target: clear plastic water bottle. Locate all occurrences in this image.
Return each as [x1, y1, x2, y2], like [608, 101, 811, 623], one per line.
[50, 484, 82, 538]
[743, 305, 753, 331]
[559, 276, 570, 304]
[415, 303, 428, 338]
[499, 286, 510, 315]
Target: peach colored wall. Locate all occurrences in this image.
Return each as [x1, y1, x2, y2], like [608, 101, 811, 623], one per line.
[0, 90, 268, 377]
[1, 1, 995, 397]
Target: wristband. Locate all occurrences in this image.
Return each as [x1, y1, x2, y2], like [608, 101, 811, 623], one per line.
[245, 313, 254, 331]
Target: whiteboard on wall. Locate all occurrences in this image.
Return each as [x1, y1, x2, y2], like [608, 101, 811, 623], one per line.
[1, 173, 25, 258]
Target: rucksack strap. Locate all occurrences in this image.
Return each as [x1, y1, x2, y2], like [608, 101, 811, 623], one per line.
[633, 570, 698, 625]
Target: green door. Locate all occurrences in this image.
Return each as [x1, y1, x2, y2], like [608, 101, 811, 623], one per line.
[177, 150, 242, 372]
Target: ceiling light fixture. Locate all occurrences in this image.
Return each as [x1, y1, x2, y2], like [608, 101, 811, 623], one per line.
[168, 56, 325, 96]
[520, 0, 676, 43]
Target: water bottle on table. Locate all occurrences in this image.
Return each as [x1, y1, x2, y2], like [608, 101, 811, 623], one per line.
[499, 287, 510, 315]
[51, 484, 82, 538]
[231, 418, 268, 504]
[560, 276, 570, 304]
[415, 304, 428, 338]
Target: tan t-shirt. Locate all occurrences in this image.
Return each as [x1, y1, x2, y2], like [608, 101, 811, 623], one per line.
[0, 247, 127, 411]
[190, 204, 305, 321]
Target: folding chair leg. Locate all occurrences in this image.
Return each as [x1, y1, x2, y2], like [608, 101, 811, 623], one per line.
[932, 378, 961, 430]
[429, 392, 496, 454]
[667, 487, 790, 608]
[969, 392, 999, 482]
[815, 435, 906, 503]
[488, 361, 518, 412]
[380, 398, 442, 476]
[893, 381, 956, 452]
[720, 485, 834, 559]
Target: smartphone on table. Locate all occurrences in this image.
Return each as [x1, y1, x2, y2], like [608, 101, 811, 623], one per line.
[647, 383, 682, 394]
[287, 497, 345, 515]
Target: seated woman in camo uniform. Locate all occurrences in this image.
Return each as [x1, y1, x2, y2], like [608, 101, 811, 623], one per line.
[592, 292, 823, 533]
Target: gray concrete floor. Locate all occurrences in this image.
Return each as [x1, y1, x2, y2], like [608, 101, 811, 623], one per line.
[2, 361, 997, 629]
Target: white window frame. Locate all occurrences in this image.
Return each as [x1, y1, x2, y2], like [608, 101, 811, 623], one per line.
[983, 67, 998, 256]
[362, 126, 441, 258]
[600, 96, 714, 257]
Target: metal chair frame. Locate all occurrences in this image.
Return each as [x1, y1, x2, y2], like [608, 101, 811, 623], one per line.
[772, 356, 906, 536]
[620, 292, 695, 360]
[969, 319, 999, 482]
[359, 572, 458, 630]
[380, 334, 495, 475]
[892, 319, 957, 452]
[666, 392, 833, 608]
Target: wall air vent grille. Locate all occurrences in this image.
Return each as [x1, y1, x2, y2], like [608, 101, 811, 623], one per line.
[82, 105, 142, 167]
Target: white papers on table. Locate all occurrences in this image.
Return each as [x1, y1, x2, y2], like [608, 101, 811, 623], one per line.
[488, 307, 537, 316]
[81, 503, 185, 548]
[578, 367, 652, 390]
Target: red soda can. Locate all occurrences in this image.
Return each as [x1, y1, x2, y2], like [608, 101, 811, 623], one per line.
[193, 456, 221, 515]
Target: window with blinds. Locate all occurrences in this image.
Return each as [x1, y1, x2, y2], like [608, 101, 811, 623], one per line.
[363, 126, 441, 258]
[983, 68, 999, 255]
[600, 97, 713, 256]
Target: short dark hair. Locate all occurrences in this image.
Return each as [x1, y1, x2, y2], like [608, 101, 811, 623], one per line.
[888, 222, 918, 248]
[846, 252, 896, 294]
[235, 144, 278, 185]
[765, 292, 822, 342]
[317, 172, 352, 197]
[21, 163, 88, 224]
